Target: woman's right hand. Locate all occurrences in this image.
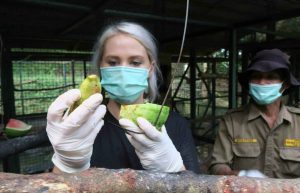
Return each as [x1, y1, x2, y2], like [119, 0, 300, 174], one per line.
[46, 89, 106, 173]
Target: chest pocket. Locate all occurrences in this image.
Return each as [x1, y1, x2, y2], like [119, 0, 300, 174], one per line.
[280, 148, 300, 162]
[232, 143, 261, 170]
[278, 148, 300, 178]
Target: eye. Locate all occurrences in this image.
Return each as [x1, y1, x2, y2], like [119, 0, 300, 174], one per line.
[107, 60, 118, 66]
[267, 74, 281, 80]
[130, 60, 142, 66]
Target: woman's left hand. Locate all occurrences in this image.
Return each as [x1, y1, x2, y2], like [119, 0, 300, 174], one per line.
[119, 117, 184, 173]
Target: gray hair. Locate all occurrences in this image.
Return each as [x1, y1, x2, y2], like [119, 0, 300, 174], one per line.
[92, 21, 162, 102]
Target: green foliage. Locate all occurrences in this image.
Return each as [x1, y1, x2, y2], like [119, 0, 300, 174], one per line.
[239, 16, 300, 43]
[277, 16, 300, 33]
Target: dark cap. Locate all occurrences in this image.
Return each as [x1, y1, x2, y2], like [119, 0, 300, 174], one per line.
[238, 49, 300, 94]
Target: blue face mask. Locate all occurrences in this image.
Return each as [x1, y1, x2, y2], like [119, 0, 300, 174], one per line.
[100, 66, 149, 104]
[249, 83, 283, 105]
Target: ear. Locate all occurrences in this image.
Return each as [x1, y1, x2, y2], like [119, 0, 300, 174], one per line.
[281, 81, 290, 92]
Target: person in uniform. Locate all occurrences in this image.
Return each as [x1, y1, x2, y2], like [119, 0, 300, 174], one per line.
[209, 49, 300, 178]
[46, 21, 200, 174]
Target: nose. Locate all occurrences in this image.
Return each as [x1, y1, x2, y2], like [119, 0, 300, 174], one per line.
[256, 78, 269, 85]
[119, 62, 128, 67]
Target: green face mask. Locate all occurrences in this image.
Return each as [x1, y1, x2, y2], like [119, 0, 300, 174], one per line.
[249, 82, 283, 105]
[100, 66, 149, 104]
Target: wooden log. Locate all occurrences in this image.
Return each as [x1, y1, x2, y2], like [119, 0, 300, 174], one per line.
[0, 168, 300, 193]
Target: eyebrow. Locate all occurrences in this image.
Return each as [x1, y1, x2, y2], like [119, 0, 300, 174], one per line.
[250, 72, 281, 78]
[129, 55, 145, 60]
[103, 54, 145, 58]
[103, 55, 118, 59]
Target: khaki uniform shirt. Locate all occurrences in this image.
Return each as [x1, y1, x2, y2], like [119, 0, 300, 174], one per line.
[209, 103, 300, 178]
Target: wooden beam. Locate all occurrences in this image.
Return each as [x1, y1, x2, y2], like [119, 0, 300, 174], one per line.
[60, 0, 114, 35]
[103, 9, 229, 28]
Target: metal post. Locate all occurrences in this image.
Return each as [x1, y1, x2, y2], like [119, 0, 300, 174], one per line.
[189, 49, 196, 120]
[63, 61, 67, 88]
[83, 60, 87, 78]
[241, 49, 249, 105]
[71, 60, 75, 89]
[266, 22, 275, 42]
[1, 35, 20, 173]
[229, 29, 237, 109]
[1, 36, 16, 122]
[211, 60, 216, 124]
[291, 51, 299, 105]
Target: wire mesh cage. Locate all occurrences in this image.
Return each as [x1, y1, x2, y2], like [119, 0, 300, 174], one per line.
[170, 54, 244, 169]
[13, 60, 95, 116]
[1, 48, 96, 173]
[171, 60, 232, 119]
[19, 146, 54, 174]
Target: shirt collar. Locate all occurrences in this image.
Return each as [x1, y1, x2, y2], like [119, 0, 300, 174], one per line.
[280, 104, 292, 123]
[248, 103, 262, 121]
[247, 103, 292, 123]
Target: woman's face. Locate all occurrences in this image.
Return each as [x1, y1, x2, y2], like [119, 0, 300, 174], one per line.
[100, 34, 152, 69]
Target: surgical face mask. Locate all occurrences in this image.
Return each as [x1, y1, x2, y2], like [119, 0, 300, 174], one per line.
[249, 82, 284, 105]
[100, 66, 149, 104]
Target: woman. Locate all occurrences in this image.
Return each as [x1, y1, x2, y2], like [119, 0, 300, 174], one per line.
[47, 21, 200, 174]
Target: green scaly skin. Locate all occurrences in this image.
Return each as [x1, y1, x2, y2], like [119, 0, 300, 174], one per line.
[120, 103, 170, 131]
[68, 74, 101, 114]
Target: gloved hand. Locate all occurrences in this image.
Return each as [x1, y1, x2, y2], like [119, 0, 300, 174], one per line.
[46, 89, 106, 173]
[119, 117, 184, 173]
[238, 169, 267, 178]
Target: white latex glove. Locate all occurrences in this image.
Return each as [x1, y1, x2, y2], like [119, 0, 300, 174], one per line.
[238, 169, 267, 178]
[46, 89, 106, 173]
[119, 117, 184, 173]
